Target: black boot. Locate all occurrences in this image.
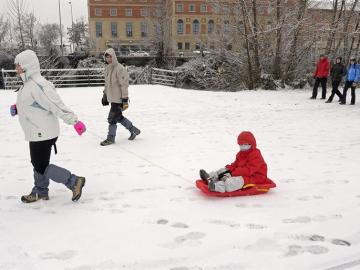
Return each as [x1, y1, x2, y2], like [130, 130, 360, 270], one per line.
[100, 138, 114, 146]
[199, 169, 210, 184]
[128, 126, 141, 140]
[325, 99, 332, 103]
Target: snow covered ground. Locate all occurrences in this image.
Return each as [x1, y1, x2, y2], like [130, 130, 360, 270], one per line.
[1, 85, 360, 270]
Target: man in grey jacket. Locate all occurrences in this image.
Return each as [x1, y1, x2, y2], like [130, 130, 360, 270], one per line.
[100, 48, 140, 146]
[10, 50, 86, 203]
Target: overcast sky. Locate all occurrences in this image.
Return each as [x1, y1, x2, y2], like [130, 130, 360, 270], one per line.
[0, 0, 88, 29]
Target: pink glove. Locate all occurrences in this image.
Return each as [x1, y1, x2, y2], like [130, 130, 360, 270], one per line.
[10, 104, 17, 116]
[74, 121, 86, 135]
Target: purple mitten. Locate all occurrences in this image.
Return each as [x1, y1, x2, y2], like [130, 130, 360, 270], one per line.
[74, 121, 86, 135]
[10, 104, 17, 116]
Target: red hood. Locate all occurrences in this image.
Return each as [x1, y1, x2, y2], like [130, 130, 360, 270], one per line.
[237, 131, 256, 148]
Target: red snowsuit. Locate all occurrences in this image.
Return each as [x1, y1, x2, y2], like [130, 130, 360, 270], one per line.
[314, 57, 330, 78]
[225, 131, 270, 186]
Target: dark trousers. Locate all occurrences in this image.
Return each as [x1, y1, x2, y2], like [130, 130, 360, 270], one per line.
[327, 80, 343, 102]
[29, 137, 58, 174]
[107, 103, 134, 140]
[312, 77, 327, 99]
[342, 81, 356, 104]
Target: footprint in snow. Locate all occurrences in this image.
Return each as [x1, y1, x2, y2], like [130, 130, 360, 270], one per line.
[171, 222, 189, 229]
[285, 245, 328, 257]
[39, 250, 77, 260]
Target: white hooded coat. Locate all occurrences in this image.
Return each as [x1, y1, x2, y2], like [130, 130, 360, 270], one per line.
[104, 48, 129, 103]
[14, 50, 78, 141]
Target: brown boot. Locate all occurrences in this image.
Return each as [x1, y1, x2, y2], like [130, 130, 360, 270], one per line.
[72, 177, 86, 201]
[21, 193, 49, 203]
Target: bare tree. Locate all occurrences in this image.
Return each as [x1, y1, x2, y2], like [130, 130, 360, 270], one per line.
[67, 17, 89, 50]
[0, 15, 10, 47]
[38, 23, 60, 56]
[8, 0, 27, 50]
[23, 12, 38, 50]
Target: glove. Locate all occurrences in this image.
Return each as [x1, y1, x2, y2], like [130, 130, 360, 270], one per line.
[121, 98, 129, 111]
[102, 93, 109, 106]
[10, 104, 17, 116]
[73, 121, 86, 135]
[220, 173, 231, 181]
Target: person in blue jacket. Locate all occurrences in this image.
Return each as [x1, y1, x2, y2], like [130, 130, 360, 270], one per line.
[340, 57, 359, 105]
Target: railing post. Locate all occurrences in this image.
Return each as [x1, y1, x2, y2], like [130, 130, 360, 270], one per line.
[1, 68, 4, 90]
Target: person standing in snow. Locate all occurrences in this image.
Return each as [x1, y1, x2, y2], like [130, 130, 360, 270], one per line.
[10, 50, 86, 203]
[100, 48, 140, 146]
[340, 57, 359, 105]
[325, 57, 346, 103]
[311, 54, 330, 100]
[199, 131, 270, 193]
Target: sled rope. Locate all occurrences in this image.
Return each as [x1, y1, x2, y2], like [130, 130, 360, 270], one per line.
[86, 129, 193, 185]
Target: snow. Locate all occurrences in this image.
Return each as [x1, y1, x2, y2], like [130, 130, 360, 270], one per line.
[1, 85, 360, 270]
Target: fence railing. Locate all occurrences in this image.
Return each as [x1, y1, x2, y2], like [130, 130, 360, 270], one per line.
[1, 68, 105, 90]
[1, 66, 179, 90]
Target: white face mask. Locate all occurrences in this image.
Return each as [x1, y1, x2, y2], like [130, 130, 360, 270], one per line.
[19, 73, 26, 82]
[240, 144, 251, 151]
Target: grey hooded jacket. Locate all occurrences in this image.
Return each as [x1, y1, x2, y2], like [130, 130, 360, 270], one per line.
[104, 48, 129, 103]
[15, 50, 78, 141]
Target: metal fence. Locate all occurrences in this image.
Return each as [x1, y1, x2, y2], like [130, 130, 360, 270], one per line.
[1, 68, 105, 90]
[0, 66, 177, 90]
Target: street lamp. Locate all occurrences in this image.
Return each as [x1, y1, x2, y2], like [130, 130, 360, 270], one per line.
[69, 0, 74, 53]
[58, 0, 64, 56]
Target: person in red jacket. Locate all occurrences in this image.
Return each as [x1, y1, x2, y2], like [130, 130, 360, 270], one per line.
[199, 131, 270, 193]
[311, 54, 330, 99]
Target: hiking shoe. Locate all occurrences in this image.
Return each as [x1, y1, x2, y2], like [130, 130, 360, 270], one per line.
[340, 102, 346, 105]
[128, 127, 141, 140]
[100, 139, 114, 146]
[21, 193, 49, 203]
[199, 169, 210, 184]
[72, 176, 86, 201]
[325, 100, 332, 103]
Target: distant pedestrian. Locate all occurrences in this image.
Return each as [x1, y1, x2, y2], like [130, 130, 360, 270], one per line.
[311, 54, 330, 99]
[100, 48, 141, 146]
[340, 57, 359, 105]
[325, 57, 346, 103]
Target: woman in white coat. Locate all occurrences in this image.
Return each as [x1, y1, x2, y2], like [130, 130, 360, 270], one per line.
[10, 50, 86, 203]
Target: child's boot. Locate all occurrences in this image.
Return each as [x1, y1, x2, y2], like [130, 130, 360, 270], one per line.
[199, 169, 210, 183]
[21, 193, 49, 203]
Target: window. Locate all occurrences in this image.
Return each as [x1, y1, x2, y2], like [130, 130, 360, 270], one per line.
[208, 20, 214, 33]
[178, 42, 183, 50]
[110, 8, 117, 16]
[125, 8, 132, 16]
[177, 19, 184, 34]
[200, 4, 207, 12]
[189, 4, 196, 12]
[95, 8, 102, 16]
[195, 43, 200, 49]
[126, 23, 133, 37]
[96, 22, 102, 37]
[140, 8, 148, 16]
[141, 22, 148, 37]
[193, 19, 199, 34]
[267, 21, 272, 30]
[238, 21, 244, 32]
[185, 42, 190, 50]
[176, 4, 184, 12]
[111, 22, 117, 37]
[227, 44, 232, 50]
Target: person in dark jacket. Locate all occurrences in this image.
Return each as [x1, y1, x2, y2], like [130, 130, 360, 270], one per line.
[311, 55, 330, 99]
[325, 57, 346, 103]
[340, 57, 359, 105]
[199, 131, 271, 193]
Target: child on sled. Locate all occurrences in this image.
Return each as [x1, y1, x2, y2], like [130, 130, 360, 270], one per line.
[200, 131, 269, 193]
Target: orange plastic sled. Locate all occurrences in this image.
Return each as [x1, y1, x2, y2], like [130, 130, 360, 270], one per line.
[195, 179, 276, 197]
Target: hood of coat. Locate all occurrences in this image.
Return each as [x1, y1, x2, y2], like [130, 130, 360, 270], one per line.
[237, 131, 257, 149]
[104, 48, 119, 66]
[14, 50, 41, 81]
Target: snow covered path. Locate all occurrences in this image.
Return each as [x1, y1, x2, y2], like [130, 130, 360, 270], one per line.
[1, 85, 360, 270]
